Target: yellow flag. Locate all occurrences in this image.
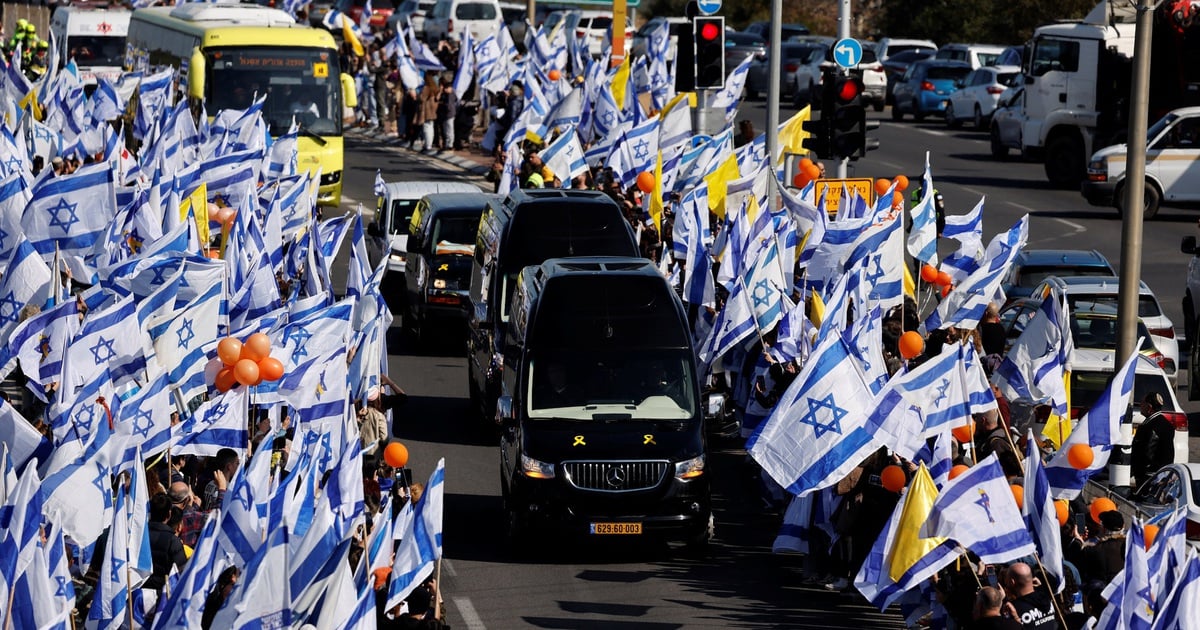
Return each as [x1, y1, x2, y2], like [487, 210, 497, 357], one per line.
[1042, 371, 1073, 448]
[179, 182, 210, 246]
[19, 89, 43, 122]
[807, 290, 825, 328]
[343, 17, 365, 57]
[903, 264, 916, 299]
[649, 150, 664, 233]
[703, 153, 740, 220]
[611, 55, 631, 111]
[778, 105, 812, 163]
[888, 466, 949, 582]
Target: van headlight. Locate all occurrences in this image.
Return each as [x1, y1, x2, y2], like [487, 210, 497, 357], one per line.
[521, 454, 555, 479]
[674, 454, 705, 480]
[1086, 157, 1108, 181]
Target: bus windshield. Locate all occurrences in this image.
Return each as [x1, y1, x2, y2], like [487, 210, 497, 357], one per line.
[67, 35, 126, 67]
[206, 47, 342, 136]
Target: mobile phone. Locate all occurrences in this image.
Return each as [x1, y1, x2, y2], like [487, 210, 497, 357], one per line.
[1074, 512, 1087, 534]
[985, 566, 998, 588]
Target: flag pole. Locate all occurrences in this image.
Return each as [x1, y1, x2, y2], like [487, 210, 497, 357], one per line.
[433, 557, 443, 620]
[1033, 553, 1068, 630]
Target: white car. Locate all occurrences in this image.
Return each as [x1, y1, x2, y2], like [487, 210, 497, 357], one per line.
[989, 87, 1026, 158]
[933, 43, 1008, 70]
[872, 37, 937, 62]
[1031, 275, 1179, 384]
[543, 9, 631, 59]
[367, 180, 485, 278]
[423, 0, 502, 44]
[944, 65, 1022, 129]
[1083, 106, 1200, 219]
[1129, 464, 1200, 543]
[791, 40, 885, 111]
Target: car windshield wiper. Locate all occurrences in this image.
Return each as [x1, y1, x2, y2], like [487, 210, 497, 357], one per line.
[296, 125, 328, 146]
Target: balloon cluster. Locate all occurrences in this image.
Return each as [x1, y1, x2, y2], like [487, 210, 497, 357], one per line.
[920, 264, 955, 298]
[791, 158, 822, 189]
[208, 202, 237, 229]
[873, 176, 908, 210]
[636, 171, 655, 194]
[214, 333, 284, 391]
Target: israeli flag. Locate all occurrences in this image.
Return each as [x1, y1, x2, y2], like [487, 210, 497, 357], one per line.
[1023, 430, 1065, 593]
[695, 276, 756, 367]
[386, 458, 445, 610]
[993, 289, 1072, 415]
[22, 162, 117, 257]
[711, 54, 755, 124]
[921, 454, 1037, 564]
[538, 126, 588, 184]
[1150, 552, 1200, 630]
[0, 237, 52, 340]
[907, 152, 938, 265]
[926, 214, 1028, 331]
[174, 388, 250, 458]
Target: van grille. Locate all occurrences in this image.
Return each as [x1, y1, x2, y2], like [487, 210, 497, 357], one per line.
[562, 460, 669, 492]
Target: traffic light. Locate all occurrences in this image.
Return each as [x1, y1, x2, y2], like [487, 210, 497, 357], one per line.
[801, 118, 830, 159]
[693, 16, 725, 89]
[830, 72, 868, 160]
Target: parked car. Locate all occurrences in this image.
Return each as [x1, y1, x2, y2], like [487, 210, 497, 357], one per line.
[891, 59, 971, 121]
[944, 65, 1022, 129]
[1031, 275, 1179, 383]
[1082, 106, 1200, 219]
[1068, 352, 1187, 463]
[782, 39, 834, 104]
[337, 0, 393, 29]
[745, 42, 812, 101]
[881, 48, 934, 105]
[389, 0, 437, 37]
[423, 0, 502, 43]
[1129, 464, 1200, 541]
[743, 21, 809, 45]
[725, 31, 767, 81]
[1001, 248, 1116, 303]
[366, 180, 485, 287]
[631, 16, 688, 60]
[989, 87, 1026, 158]
[997, 299, 1164, 363]
[543, 9, 631, 59]
[872, 37, 937, 62]
[933, 43, 1008, 70]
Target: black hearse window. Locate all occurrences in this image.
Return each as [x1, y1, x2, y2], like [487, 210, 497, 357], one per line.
[432, 214, 479, 250]
[391, 199, 419, 235]
[528, 350, 695, 420]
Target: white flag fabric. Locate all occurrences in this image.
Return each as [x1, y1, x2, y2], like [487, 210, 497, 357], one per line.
[0, 237, 52, 340]
[386, 458, 445, 610]
[921, 454, 1037, 564]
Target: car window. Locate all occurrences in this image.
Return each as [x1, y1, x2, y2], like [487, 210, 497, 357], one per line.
[1135, 470, 1182, 506]
[977, 52, 999, 67]
[1067, 294, 1161, 319]
[1018, 266, 1115, 288]
[1031, 38, 1079, 76]
[963, 70, 980, 86]
[859, 48, 877, 64]
[391, 199, 420, 235]
[888, 44, 934, 57]
[927, 65, 969, 80]
[456, 1, 495, 19]
[591, 17, 612, 30]
[1162, 117, 1200, 149]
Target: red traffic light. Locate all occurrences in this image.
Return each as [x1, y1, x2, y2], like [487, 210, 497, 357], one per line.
[836, 77, 863, 103]
[699, 21, 720, 41]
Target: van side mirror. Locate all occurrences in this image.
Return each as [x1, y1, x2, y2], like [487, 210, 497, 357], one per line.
[496, 395, 514, 426]
[1183, 235, 1197, 255]
[341, 73, 358, 109]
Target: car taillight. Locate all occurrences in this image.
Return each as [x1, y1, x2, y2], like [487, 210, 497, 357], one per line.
[447, 18, 453, 32]
[1149, 326, 1176, 339]
[987, 86, 1006, 94]
[576, 29, 585, 38]
[921, 81, 935, 91]
[784, 63, 798, 72]
[1161, 411, 1189, 431]
[1146, 351, 1168, 370]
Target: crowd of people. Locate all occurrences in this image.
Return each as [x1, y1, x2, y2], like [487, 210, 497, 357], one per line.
[2, 17, 51, 80]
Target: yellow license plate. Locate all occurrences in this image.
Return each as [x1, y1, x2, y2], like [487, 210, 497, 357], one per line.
[589, 522, 642, 535]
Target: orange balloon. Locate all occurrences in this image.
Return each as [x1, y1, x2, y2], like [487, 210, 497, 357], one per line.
[874, 178, 892, 196]
[793, 173, 809, 188]
[894, 174, 910, 192]
[799, 157, 814, 172]
[636, 171, 655, 194]
[384, 442, 409, 468]
[936, 270, 953, 287]
[951, 422, 975, 444]
[222, 210, 237, 227]
[940, 284, 952, 298]
[1010, 484, 1025, 507]
[880, 465, 907, 492]
[899, 330, 924, 360]
[258, 357, 285, 382]
[215, 367, 237, 392]
[892, 190, 904, 207]
[1090, 497, 1118, 524]
[242, 332, 271, 363]
[217, 337, 243, 366]
[1144, 524, 1160, 549]
[948, 464, 970, 480]
[1055, 500, 1070, 526]
[1067, 443, 1095, 470]
[548, 68, 561, 81]
[920, 264, 939, 283]
[803, 163, 821, 180]
[234, 359, 260, 386]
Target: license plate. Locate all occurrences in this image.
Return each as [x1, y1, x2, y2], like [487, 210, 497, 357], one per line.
[589, 522, 642, 535]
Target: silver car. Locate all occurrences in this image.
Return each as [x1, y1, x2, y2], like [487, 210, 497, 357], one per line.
[745, 42, 818, 102]
[944, 65, 1022, 129]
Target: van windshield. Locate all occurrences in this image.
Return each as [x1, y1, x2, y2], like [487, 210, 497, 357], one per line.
[432, 214, 480, 249]
[67, 35, 126, 67]
[390, 199, 419, 235]
[528, 350, 696, 420]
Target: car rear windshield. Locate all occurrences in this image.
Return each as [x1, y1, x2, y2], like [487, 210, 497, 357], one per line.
[1069, 295, 1162, 319]
[589, 17, 612, 29]
[1017, 266, 1114, 288]
[432, 213, 481, 248]
[890, 44, 934, 56]
[977, 52, 1000, 66]
[926, 66, 970, 80]
[456, 2, 496, 19]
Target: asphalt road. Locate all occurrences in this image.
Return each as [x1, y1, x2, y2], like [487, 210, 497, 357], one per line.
[335, 101, 1200, 628]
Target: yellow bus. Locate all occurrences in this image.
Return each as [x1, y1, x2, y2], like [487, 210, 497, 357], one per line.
[125, 3, 356, 206]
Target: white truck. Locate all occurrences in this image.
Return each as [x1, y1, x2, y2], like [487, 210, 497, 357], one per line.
[49, 4, 131, 88]
[1004, 0, 1200, 188]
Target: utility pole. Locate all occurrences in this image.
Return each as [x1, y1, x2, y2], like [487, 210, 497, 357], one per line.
[527, 0, 535, 32]
[766, 0, 782, 189]
[836, 0, 851, 178]
[1116, 0, 1153, 366]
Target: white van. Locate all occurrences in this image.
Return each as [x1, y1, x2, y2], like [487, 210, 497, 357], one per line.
[1083, 106, 1200, 219]
[367, 180, 485, 277]
[50, 4, 131, 86]
[422, 0, 501, 43]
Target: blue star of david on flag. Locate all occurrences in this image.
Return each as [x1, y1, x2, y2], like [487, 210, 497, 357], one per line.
[0, 291, 22, 326]
[3, 155, 22, 174]
[601, 110, 616, 127]
[55, 576, 69, 597]
[91, 464, 108, 495]
[865, 253, 886, 285]
[232, 479, 253, 512]
[933, 378, 951, 406]
[89, 336, 117, 363]
[209, 401, 229, 422]
[177, 318, 195, 349]
[633, 139, 649, 161]
[751, 278, 772, 309]
[149, 265, 169, 285]
[75, 404, 97, 434]
[132, 409, 154, 439]
[288, 326, 312, 358]
[799, 393, 847, 438]
[110, 556, 125, 583]
[0, 225, 9, 252]
[46, 198, 81, 234]
[34, 125, 57, 144]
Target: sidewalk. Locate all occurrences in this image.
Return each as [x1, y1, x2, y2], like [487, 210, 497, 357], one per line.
[345, 124, 494, 178]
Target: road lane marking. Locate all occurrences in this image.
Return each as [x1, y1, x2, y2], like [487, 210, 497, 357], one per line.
[961, 186, 985, 197]
[453, 597, 486, 630]
[877, 160, 904, 171]
[1052, 217, 1087, 234]
[442, 558, 456, 576]
[913, 127, 947, 137]
[1006, 201, 1039, 214]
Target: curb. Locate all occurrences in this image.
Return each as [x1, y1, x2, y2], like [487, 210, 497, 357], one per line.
[347, 128, 491, 177]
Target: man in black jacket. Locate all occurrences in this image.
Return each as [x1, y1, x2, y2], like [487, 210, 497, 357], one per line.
[1131, 393, 1175, 487]
[146, 494, 188, 591]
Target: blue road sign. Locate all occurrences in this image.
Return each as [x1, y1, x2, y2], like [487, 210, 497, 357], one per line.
[833, 38, 863, 68]
[697, 0, 721, 16]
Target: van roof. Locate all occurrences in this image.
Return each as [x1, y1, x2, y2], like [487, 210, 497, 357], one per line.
[538, 256, 657, 278]
[380, 181, 483, 199]
[421, 192, 499, 211]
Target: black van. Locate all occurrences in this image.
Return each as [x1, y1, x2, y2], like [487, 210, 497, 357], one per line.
[498, 257, 712, 546]
[466, 190, 638, 423]
[402, 192, 498, 346]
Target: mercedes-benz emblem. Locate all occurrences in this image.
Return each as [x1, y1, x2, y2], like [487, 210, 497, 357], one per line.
[605, 466, 626, 488]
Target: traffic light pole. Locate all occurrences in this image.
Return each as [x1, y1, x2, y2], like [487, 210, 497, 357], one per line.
[836, 0, 851, 178]
[766, 0, 782, 208]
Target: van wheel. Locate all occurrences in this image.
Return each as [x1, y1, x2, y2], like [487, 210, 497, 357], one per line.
[1116, 180, 1161, 219]
[504, 500, 529, 552]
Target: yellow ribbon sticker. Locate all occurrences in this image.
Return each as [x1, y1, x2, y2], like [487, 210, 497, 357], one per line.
[643, 434, 656, 445]
[572, 435, 586, 447]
